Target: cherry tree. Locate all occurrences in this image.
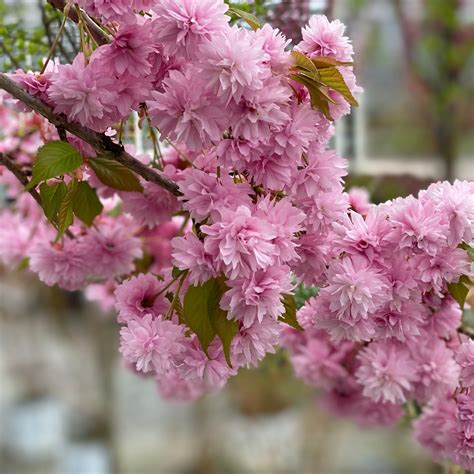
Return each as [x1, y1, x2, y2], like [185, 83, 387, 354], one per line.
[0, 1, 473, 470]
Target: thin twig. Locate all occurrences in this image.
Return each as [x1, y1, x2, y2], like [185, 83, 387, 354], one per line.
[47, 0, 111, 46]
[0, 152, 42, 206]
[0, 73, 181, 196]
[40, 4, 70, 74]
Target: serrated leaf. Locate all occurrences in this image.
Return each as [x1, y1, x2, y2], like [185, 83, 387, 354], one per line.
[312, 56, 353, 69]
[228, 6, 260, 31]
[27, 141, 82, 190]
[73, 181, 103, 226]
[448, 277, 470, 310]
[183, 276, 238, 366]
[88, 156, 143, 192]
[279, 294, 303, 331]
[290, 73, 334, 120]
[56, 180, 78, 240]
[291, 50, 318, 74]
[39, 181, 67, 222]
[318, 66, 359, 107]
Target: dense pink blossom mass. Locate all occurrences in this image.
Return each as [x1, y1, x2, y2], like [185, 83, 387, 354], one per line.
[0, 1, 473, 470]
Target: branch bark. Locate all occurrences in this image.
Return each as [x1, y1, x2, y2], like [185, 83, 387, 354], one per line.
[0, 152, 42, 206]
[0, 73, 182, 197]
[47, 0, 111, 46]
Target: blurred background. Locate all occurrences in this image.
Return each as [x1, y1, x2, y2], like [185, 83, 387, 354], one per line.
[0, 0, 473, 473]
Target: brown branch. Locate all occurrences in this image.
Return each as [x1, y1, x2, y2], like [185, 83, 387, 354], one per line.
[47, 0, 111, 46]
[0, 152, 42, 206]
[0, 73, 181, 197]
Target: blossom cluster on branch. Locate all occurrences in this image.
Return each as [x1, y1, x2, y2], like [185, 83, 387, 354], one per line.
[0, 1, 473, 470]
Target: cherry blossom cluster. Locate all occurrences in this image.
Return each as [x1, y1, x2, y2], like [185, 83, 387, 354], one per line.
[0, 1, 473, 469]
[282, 181, 474, 469]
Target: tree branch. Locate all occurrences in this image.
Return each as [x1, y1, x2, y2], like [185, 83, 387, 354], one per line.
[47, 0, 111, 46]
[0, 152, 42, 206]
[0, 73, 181, 197]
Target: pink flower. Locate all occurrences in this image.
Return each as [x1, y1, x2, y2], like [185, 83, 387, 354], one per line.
[372, 301, 428, 342]
[221, 265, 292, 328]
[231, 318, 281, 368]
[255, 196, 306, 264]
[0, 212, 36, 267]
[121, 182, 180, 228]
[231, 76, 291, 142]
[388, 196, 448, 256]
[325, 255, 390, 324]
[356, 340, 417, 404]
[147, 68, 226, 151]
[48, 53, 119, 132]
[92, 23, 154, 78]
[291, 334, 354, 389]
[297, 189, 349, 234]
[271, 103, 320, 160]
[28, 239, 90, 291]
[79, 220, 143, 279]
[85, 280, 117, 313]
[413, 396, 458, 459]
[320, 381, 404, 428]
[202, 205, 277, 280]
[152, 0, 229, 59]
[120, 314, 188, 375]
[291, 148, 347, 198]
[198, 26, 269, 105]
[242, 149, 296, 190]
[253, 24, 291, 74]
[178, 168, 253, 223]
[179, 338, 236, 391]
[421, 180, 474, 247]
[348, 187, 371, 215]
[332, 208, 392, 261]
[409, 336, 460, 403]
[115, 274, 168, 324]
[293, 232, 331, 286]
[426, 299, 462, 339]
[171, 233, 216, 285]
[456, 340, 474, 388]
[415, 246, 470, 295]
[298, 15, 354, 61]
[157, 372, 207, 402]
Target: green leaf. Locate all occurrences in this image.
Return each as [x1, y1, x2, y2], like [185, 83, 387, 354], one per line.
[291, 50, 318, 74]
[460, 242, 474, 262]
[73, 181, 103, 226]
[172, 267, 186, 279]
[88, 156, 143, 192]
[182, 276, 239, 366]
[448, 276, 471, 310]
[183, 279, 219, 354]
[17, 257, 30, 271]
[39, 181, 67, 222]
[290, 73, 334, 120]
[56, 180, 78, 240]
[318, 66, 359, 107]
[279, 294, 304, 331]
[213, 277, 238, 367]
[312, 56, 354, 69]
[228, 6, 260, 31]
[27, 141, 82, 190]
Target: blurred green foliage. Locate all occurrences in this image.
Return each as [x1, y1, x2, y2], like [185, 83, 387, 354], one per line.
[0, 1, 49, 71]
